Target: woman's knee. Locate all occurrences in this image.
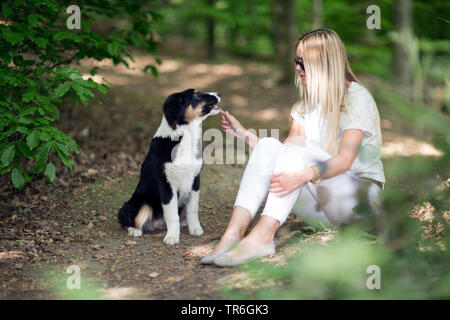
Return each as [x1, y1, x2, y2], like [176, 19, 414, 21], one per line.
[256, 137, 282, 152]
[274, 144, 307, 171]
[251, 137, 282, 165]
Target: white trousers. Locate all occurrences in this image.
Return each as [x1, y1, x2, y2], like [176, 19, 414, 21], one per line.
[233, 137, 383, 227]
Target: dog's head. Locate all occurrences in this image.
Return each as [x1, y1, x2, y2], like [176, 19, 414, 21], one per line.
[163, 89, 221, 129]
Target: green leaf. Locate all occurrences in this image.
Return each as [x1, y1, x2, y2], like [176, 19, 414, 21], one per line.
[11, 168, 25, 189]
[107, 42, 119, 56]
[130, 33, 143, 46]
[39, 131, 51, 142]
[144, 65, 158, 77]
[16, 126, 29, 134]
[27, 130, 40, 150]
[2, 3, 13, 18]
[44, 162, 56, 182]
[98, 84, 108, 94]
[34, 37, 48, 49]
[1, 144, 15, 168]
[18, 117, 32, 125]
[56, 148, 74, 169]
[67, 33, 82, 43]
[69, 72, 82, 81]
[35, 141, 53, 173]
[22, 87, 37, 103]
[19, 107, 37, 116]
[22, 171, 31, 183]
[2, 28, 24, 45]
[53, 82, 71, 98]
[17, 141, 34, 159]
[72, 83, 94, 105]
[90, 67, 99, 76]
[53, 31, 68, 41]
[28, 14, 39, 27]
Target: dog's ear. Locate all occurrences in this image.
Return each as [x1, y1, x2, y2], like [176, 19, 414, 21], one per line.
[163, 93, 185, 129]
[177, 94, 185, 106]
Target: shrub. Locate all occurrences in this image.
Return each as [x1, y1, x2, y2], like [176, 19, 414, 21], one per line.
[0, 0, 161, 189]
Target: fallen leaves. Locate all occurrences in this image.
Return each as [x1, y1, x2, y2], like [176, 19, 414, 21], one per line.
[166, 275, 184, 283]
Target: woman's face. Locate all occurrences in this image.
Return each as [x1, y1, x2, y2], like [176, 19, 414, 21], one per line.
[295, 45, 306, 86]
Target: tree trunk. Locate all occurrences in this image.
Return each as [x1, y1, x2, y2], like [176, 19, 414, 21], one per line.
[312, 0, 322, 29]
[206, 0, 215, 59]
[393, 0, 413, 86]
[273, 0, 296, 84]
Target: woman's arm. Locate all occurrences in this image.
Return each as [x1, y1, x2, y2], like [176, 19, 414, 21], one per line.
[269, 129, 364, 197]
[318, 129, 364, 179]
[220, 110, 259, 148]
[221, 111, 307, 148]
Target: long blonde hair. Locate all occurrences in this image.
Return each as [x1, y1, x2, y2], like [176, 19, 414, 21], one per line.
[293, 29, 361, 155]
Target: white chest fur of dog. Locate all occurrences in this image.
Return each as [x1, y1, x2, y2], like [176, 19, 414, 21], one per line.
[164, 120, 203, 205]
[156, 117, 205, 244]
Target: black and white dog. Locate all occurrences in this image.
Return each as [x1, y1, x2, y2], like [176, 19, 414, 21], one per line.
[118, 89, 221, 244]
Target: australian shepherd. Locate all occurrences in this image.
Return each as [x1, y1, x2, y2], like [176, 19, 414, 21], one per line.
[118, 89, 221, 244]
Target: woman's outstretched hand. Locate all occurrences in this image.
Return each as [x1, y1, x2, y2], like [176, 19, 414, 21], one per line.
[220, 110, 259, 148]
[220, 110, 246, 138]
[269, 167, 315, 197]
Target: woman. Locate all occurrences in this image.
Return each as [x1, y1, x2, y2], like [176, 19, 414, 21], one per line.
[201, 29, 385, 267]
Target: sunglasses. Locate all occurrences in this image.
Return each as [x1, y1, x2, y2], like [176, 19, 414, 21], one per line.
[293, 57, 305, 71]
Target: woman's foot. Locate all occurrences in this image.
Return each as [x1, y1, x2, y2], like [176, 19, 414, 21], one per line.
[213, 230, 241, 253]
[219, 232, 273, 261]
[202, 206, 252, 263]
[200, 230, 241, 265]
[214, 241, 276, 267]
[200, 252, 227, 265]
[214, 215, 279, 266]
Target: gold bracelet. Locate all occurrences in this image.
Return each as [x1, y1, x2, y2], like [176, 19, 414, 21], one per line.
[311, 165, 322, 184]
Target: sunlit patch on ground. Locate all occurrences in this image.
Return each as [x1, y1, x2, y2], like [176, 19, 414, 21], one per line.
[237, 107, 289, 121]
[186, 63, 243, 76]
[0, 250, 23, 260]
[185, 241, 217, 257]
[158, 59, 180, 73]
[382, 135, 443, 157]
[99, 286, 137, 299]
[230, 95, 248, 107]
[82, 74, 105, 84]
[409, 179, 450, 252]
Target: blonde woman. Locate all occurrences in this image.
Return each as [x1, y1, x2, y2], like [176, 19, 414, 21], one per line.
[201, 29, 385, 267]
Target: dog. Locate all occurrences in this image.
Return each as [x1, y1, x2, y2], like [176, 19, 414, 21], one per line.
[118, 89, 221, 244]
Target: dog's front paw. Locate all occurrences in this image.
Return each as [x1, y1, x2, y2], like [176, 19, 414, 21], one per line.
[189, 225, 204, 236]
[128, 227, 142, 237]
[163, 234, 179, 245]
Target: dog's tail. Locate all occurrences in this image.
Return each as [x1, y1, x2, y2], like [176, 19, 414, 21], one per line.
[118, 198, 153, 231]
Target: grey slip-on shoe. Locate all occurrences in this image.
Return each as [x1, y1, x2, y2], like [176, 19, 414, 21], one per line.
[213, 241, 276, 267]
[200, 252, 227, 265]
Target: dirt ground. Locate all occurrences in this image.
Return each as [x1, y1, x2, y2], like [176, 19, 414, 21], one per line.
[0, 38, 443, 300]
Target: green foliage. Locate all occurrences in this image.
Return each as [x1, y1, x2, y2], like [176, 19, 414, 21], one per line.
[0, 0, 161, 189]
[39, 266, 103, 299]
[155, 0, 274, 58]
[346, 44, 391, 79]
[155, 0, 449, 86]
